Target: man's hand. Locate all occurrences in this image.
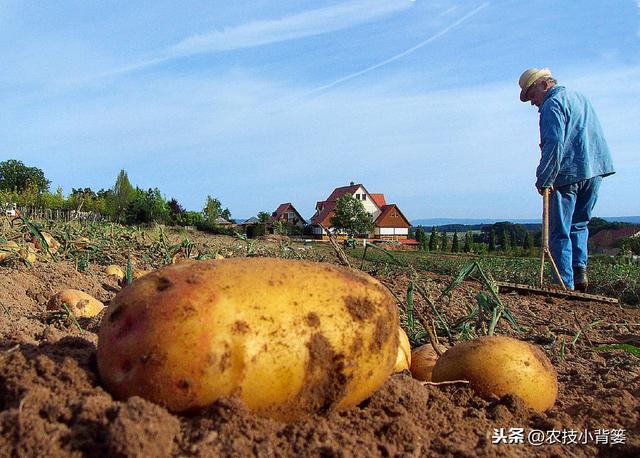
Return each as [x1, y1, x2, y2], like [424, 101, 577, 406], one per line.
[537, 186, 552, 195]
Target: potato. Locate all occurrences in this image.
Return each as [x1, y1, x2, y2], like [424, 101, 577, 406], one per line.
[47, 289, 105, 318]
[394, 327, 411, 372]
[19, 247, 37, 264]
[105, 265, 125, 280]
[0, 241, 19, 262]
[97, 258, 399, 421]
[73, 237, 91, 250]
[410, 343, 446, 382]
[432, 336, 558, 412]
[32, 231, 60, 253]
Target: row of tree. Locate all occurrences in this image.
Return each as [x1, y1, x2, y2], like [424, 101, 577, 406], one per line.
[414, 223, 537, 254]
[0, 160, 232, 229]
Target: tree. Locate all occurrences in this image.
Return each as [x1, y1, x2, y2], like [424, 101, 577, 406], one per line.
[428, 227, 438, 251]
[330, 195, 374, 238]
[0, 159, 50, 193]
[39, 186, 65, 210]
[167, 198, 184, 215]
[123, 187, 170, 225]
[66, 187, 98, 212]
[451, 231, 460, 253]
[273, 219, 290, 236]
[439, 232, 448, 252]
[415, 226, 427, 251]
[257, 211, 272, 223]
[112, 170, 136, 222]
[501, 230, 510, 251]
[510, 230, 517, 249]
[523, 231, 534, 250]
[202, 195, 232, 224]
[463, 231, 473, 253]
[95, 188, 115, 217]
[489, 228, 496, 252]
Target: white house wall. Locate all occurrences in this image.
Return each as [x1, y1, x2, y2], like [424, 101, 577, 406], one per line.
[375, 228, 409, 236]
[352, 186, 381, 219]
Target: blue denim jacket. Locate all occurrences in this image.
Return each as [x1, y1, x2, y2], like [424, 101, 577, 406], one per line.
[536, 86, 615, 189]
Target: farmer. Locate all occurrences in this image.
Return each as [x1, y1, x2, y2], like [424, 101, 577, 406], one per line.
[518, 67, 615, 292]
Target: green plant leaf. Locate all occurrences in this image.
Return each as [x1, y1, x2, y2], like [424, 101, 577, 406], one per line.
[594, 343, 640, 357]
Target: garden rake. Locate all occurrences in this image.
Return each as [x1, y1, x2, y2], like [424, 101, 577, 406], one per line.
[495, 189, 618, 304]
[539, 188, 566, 289]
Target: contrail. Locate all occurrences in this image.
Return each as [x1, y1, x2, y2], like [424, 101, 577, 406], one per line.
[309, 2, 489, 94]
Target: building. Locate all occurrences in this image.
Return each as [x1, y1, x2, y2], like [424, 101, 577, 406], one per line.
[310, 182, 411, 241]
[590, 227, 640, 255]
[271, 203, 306, 229]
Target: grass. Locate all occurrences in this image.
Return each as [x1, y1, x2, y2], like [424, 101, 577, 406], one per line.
[351, 247, 640, 305]
[401, 261, 522, 346]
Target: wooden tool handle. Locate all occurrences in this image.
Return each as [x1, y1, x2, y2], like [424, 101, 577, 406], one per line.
[539, 188, 567, 290]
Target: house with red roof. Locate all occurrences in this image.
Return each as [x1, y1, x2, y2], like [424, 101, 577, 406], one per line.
[589, 227, 640, 254]
[310, 182, 412, 241]
[271, 202, 306, 229]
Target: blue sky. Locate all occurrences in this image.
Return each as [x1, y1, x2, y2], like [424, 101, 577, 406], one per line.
[2, 1, 639, 220]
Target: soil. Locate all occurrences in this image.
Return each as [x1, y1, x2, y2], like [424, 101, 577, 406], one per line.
[1, 236, 639, 457]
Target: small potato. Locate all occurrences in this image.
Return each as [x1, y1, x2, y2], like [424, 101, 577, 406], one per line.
[410, 343, 446, 382]
[432, 336, 558, 412]
[105, 265, 125, 280]
[97, 258, 399, 421]
[394, 327, 411, 372]
[0, 241, 19, 262]
[32, 232, 60, 253]
[73, 237, 91, 250]
[48, 289, 105, 318]
[19, 247, 37, 264]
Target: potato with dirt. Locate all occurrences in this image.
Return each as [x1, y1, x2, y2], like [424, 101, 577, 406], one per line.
[432, 335, 558, 412]
[97, 258, 399, 421]
[47, 289, 105, 318]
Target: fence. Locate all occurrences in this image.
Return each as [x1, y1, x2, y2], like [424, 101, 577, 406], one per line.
[16, 207, 106, 222]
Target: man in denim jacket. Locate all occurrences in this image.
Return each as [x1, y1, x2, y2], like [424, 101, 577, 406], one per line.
[519, 67, 615, 291]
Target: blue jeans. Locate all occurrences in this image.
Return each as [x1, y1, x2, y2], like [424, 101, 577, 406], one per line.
[548, 176, 602, 289]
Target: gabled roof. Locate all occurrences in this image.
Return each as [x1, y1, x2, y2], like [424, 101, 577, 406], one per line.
[325, 183, 372, 202]
[590, 227, 640, 247]
[214, 216, 233, 225]
[240, 216, 260, 225]
[374, 204, 411, 228]
[310, 201, 337, 227]
[272, 202, 303, 219]
[370, 193, 386, 208]
[312, 183, 381, 227]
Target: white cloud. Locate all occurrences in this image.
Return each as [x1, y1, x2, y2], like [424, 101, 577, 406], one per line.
[166, 0, 412, 57]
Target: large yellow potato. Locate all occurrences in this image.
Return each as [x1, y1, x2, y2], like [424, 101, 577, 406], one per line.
[47, 289, 105, 318]
[97, 258, 399, 421]
[432, 335, 558, 412]
[394, 327, 411, 372]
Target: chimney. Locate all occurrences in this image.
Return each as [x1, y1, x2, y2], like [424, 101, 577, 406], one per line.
[350, 181, 354, 186]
